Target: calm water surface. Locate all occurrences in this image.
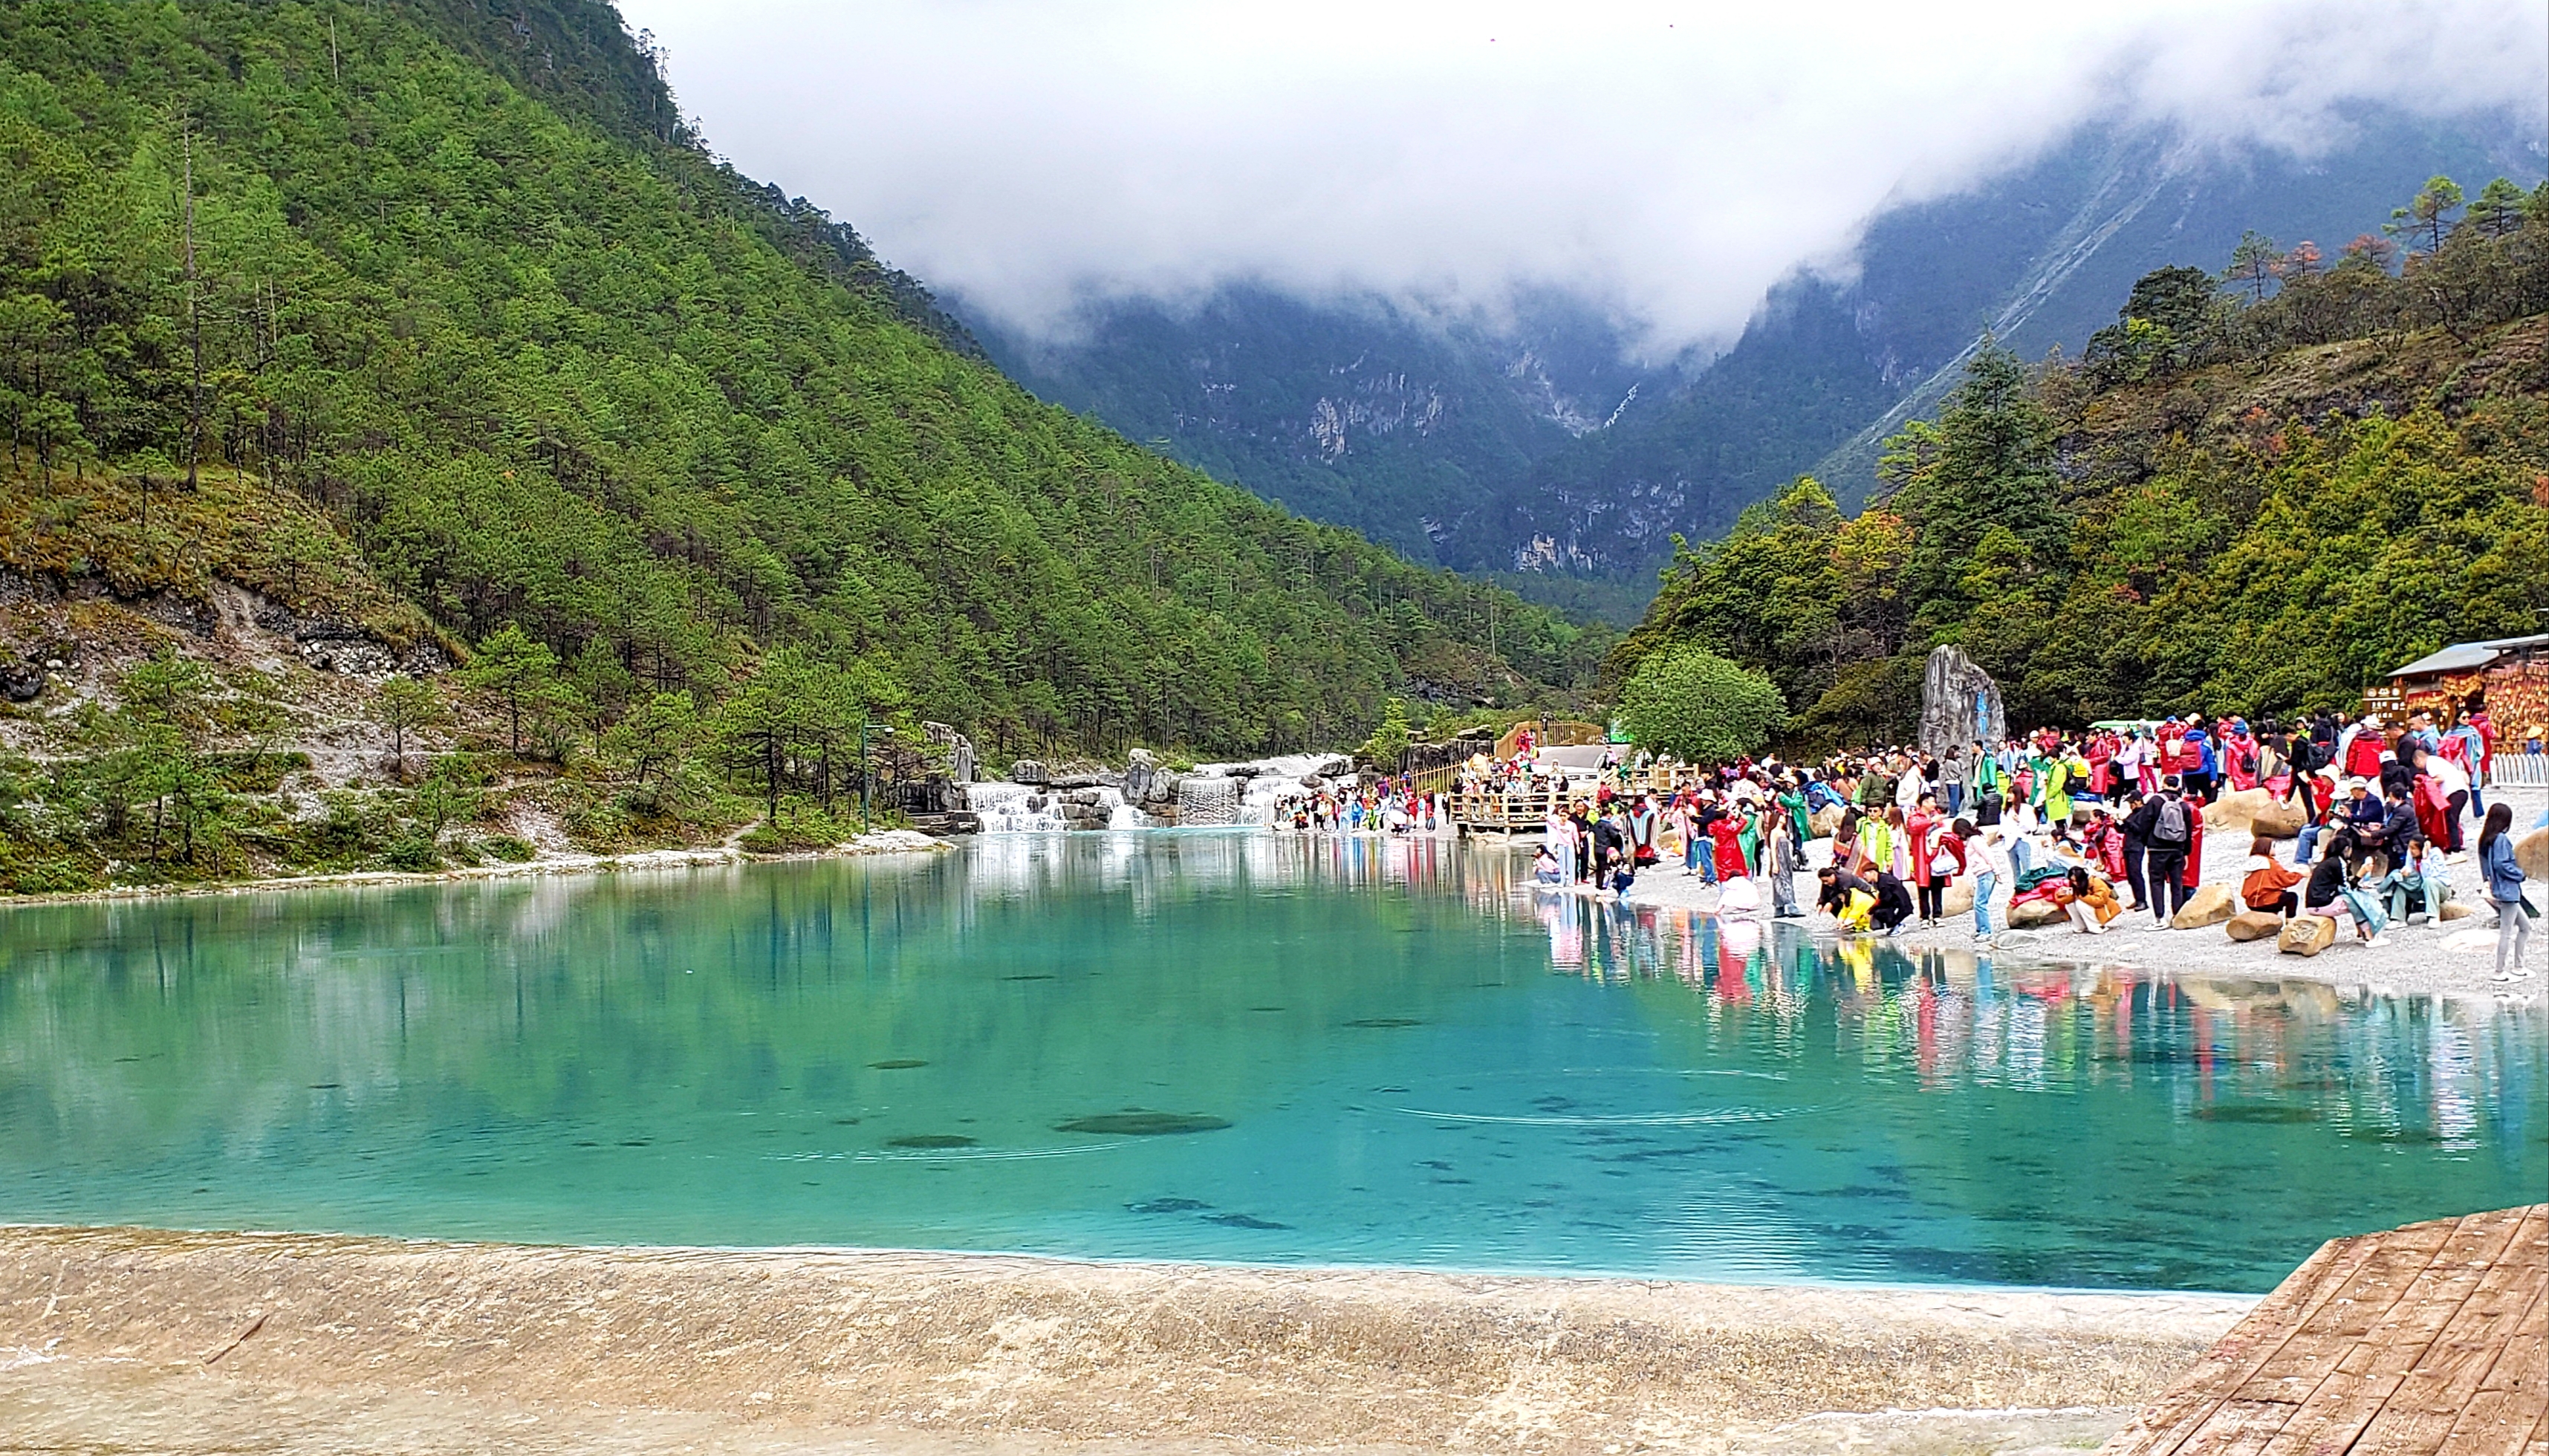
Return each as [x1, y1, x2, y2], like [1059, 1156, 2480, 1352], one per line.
[2, 834, 2541, 1292]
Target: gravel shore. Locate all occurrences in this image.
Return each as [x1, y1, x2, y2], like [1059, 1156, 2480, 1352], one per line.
[1627, 787, 2548, 1006]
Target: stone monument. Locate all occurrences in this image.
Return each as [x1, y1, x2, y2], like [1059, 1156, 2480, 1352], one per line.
[1919, 644, 2004, 758]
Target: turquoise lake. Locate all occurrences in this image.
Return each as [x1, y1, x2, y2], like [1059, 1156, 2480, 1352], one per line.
[2, 833, 2542, 1293]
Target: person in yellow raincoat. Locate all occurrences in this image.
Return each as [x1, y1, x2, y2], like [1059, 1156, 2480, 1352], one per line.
[1816, 866, 1877, 932]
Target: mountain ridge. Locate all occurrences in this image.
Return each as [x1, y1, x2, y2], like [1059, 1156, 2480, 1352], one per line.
[967, 108, 2541, 609]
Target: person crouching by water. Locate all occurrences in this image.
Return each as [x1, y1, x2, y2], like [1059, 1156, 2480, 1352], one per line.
[1820, 864, 1913, 936]
[2054, 865, 2122, 935]
[1817, 865, 1877, 934]
[1531, 843, 1565, 886]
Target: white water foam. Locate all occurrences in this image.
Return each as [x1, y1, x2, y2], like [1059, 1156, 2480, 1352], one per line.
[964, 780, 1148, 833]
[1190, 753, 1353, 825]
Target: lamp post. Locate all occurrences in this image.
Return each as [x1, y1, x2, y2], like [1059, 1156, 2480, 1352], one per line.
[860, 722, 894, 831]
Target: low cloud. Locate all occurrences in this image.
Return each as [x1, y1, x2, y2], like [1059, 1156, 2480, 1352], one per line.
[617, 0, 2545, 355]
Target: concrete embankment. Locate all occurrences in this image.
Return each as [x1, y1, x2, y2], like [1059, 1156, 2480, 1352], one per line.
[0, 1225, 2250, 1455]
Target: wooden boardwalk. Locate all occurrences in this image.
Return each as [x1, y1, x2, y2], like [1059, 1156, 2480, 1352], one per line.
[2100, 1204, 2546, 1456]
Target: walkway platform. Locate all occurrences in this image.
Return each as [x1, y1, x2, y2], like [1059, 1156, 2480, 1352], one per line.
[2099, 1204, 2546, 1456]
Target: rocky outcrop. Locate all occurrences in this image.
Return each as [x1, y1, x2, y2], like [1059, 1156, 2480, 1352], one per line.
[1123, 750, 1183, 824]
[1054, 788, 1114, 831]
[921, 722, 975, 784]
[1009, 759, 1049, 786]
[1920, 645, 2004, 758]
[0, 657, 44, 702]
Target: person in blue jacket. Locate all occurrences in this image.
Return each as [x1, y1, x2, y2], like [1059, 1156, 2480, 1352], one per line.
[2478, 804, 2531, 981]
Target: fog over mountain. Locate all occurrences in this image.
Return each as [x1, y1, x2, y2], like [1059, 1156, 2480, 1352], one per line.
[620, 1, 2540, 351]
[620, 1, 2546, 609]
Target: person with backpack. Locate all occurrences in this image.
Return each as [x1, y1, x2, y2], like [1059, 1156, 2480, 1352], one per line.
[2478, 803, 2533, 981]
[2284, 730, 2323, 818]
[2136, 780, 2195, 924]
[2442, 707, 2489, 823]
[2182, 724, 2217, 804]
[1971, 740, 2004, 825]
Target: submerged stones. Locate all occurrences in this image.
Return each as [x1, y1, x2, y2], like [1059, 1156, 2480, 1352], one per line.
[885, 1134, 977, 1150]
[1054, 1112, 1232, 1136]
[1342, 1017, 1424, 1028]
[2192, 1103, 2321, 1123]
[868, 1059, 929, 1070]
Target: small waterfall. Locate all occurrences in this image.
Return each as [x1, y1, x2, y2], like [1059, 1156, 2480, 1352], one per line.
[1192, 753, 1351, 825]
[963, 780, 1146, 833]
[1177, 776, 1241, 826]
[964, 781, 1068, 833]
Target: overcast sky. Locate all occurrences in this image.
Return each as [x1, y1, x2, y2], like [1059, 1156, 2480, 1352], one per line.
[614, 1, 2545, 354]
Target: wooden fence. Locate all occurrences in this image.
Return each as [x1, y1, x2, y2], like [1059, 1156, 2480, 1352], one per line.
[2493, 753, 2549, 789]
[1445, 766, 1720, 833]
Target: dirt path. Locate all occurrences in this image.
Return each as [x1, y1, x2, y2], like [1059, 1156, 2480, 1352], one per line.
[0, 1226, 2249, 1455]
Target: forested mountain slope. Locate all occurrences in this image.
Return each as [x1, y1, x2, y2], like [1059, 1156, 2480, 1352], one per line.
[0, 0, 1598, 767]
[1614, 189, 2549, 750]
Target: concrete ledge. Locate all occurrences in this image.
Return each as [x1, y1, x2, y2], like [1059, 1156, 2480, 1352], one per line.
[0, 1224, 2250, 1454]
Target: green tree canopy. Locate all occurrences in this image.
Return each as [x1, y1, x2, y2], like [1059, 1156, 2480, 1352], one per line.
[1617, 647, 1785, 761]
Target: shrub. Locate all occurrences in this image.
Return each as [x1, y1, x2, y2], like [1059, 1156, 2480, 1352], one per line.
[1617, 646, 1786, 761]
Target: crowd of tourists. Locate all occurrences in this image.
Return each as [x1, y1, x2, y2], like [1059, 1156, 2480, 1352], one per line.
[1276, 782, 1453, 834]
[1371, 701, 2539, 982]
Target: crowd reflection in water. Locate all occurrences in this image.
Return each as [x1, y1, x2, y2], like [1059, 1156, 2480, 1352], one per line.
[1514, 885, 2540, 1149]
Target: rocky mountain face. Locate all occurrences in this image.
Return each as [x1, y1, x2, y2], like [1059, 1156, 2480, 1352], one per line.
[968, 286, 1650, 571]
[963, 110, 2538, 614]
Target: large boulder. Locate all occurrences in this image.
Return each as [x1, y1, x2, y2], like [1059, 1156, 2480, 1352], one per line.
[1810, 805, 1845, 839]
[1009, 759, 1049, 786]
[2519, 828, 2548, 883]
[2007, 897, 2065, 929]
[2203, 788, 2276, 834]
[2250, 799, 2308, 838]
[1942, 875, 1975, 917]
[2278, 914, 2337, 957]
[2172, 883, 2236, 930]
[2224, 909, 2283, 942]
[0, 659, 42, 702]
[1919, 644, 2004, 760]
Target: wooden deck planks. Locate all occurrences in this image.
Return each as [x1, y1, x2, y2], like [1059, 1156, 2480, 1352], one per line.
[2435, 1281, 2546, 1456]
[2102, 1234, 2386, 1456]
[2101, 1206, 2548, 1456]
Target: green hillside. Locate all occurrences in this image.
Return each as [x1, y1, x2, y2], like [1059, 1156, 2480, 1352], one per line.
[0, 0, 1598, 765]
[1616, 187, 2549, 750]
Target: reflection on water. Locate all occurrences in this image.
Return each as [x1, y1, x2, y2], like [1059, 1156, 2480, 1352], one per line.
[1516, 889, 2541, 1157]
[0, 837, 2539, 1293]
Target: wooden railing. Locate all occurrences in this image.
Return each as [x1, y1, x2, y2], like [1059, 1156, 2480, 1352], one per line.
[1445, 764, 1721, 833]
[1493, 720, 1607, 761]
